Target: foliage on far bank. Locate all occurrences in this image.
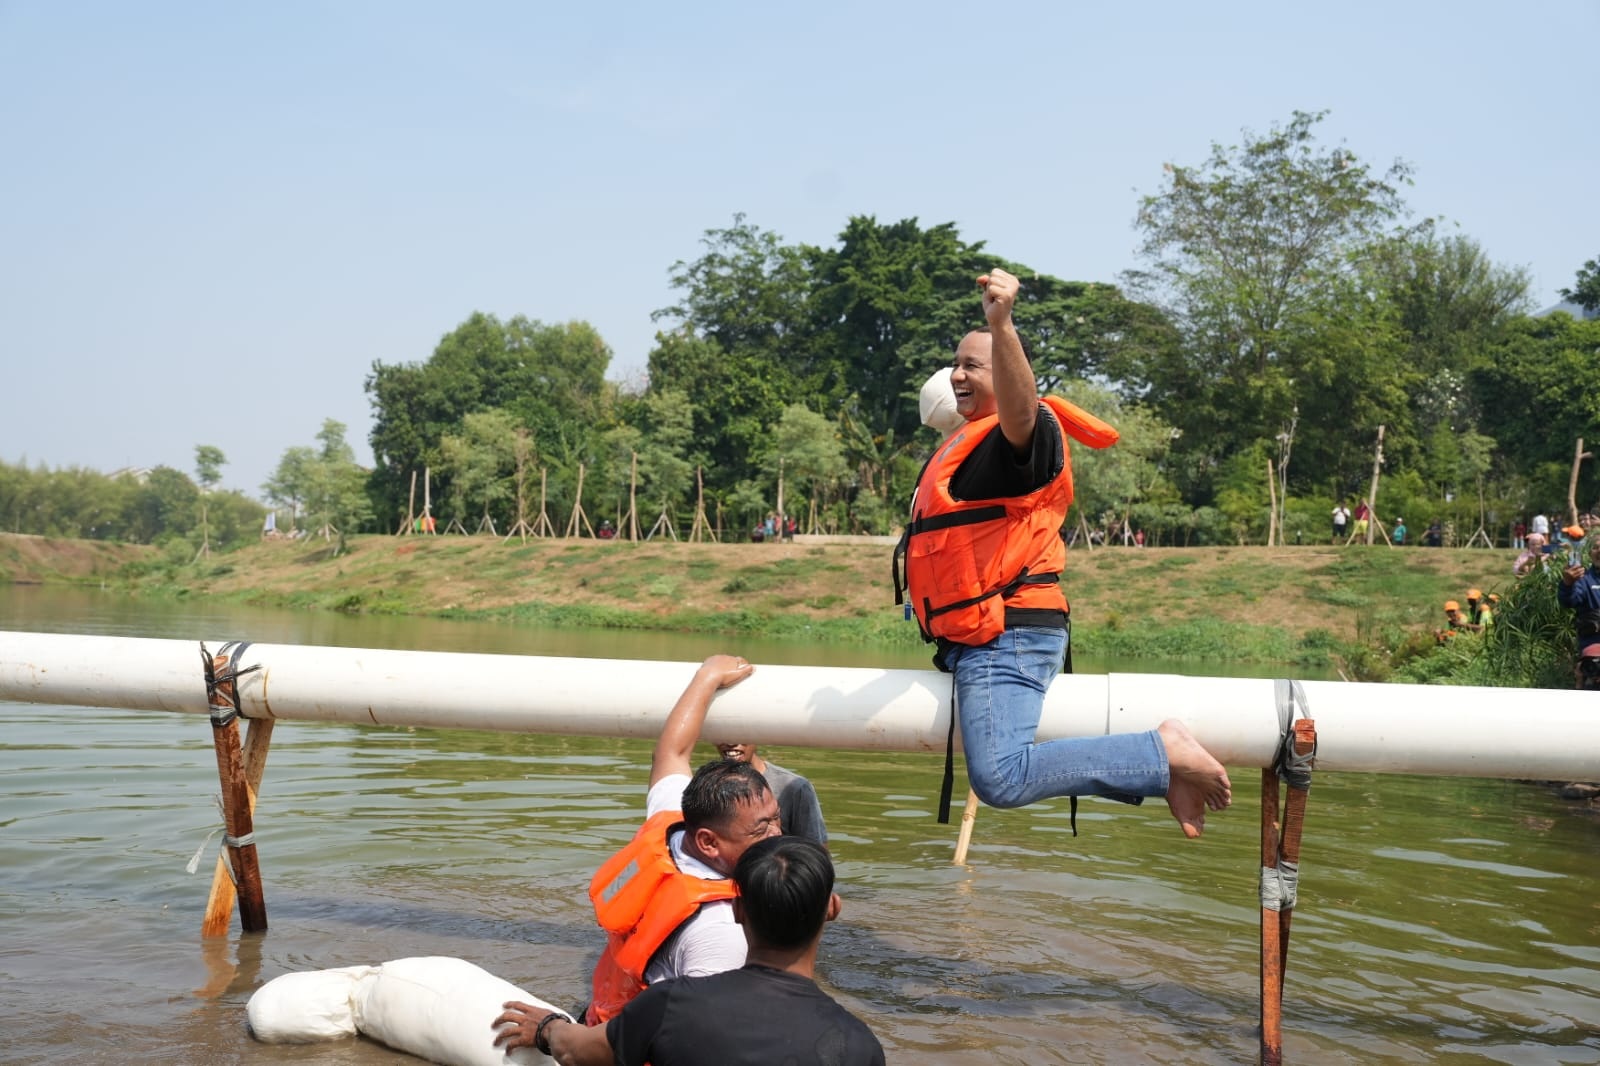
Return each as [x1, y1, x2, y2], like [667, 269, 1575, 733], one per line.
[88, 532, 1523, 675]
[1389, 559, 1578, 689]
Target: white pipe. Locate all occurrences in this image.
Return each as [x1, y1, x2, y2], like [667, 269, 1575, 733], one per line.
[1, 630, 1596, 780]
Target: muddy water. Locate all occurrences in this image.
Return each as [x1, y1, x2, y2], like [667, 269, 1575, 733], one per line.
[2, 587, 1597, 1064]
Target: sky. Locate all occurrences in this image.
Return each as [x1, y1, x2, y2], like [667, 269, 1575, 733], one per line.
[2, 1, 1595, 499]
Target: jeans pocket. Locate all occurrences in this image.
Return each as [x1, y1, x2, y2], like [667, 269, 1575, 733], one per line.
[1009, 628, 1064, 692]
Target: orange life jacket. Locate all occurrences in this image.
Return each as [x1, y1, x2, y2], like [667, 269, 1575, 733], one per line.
[583, 810, 739, 1025]
[894, 396, 1118, 648]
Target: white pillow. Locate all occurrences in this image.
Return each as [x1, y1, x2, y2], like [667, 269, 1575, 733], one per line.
[352, 956, 570, 1066]
[246, 965, 373, 1043]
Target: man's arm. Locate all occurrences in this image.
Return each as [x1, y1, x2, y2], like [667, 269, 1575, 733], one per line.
[979, 269, 1037, 455]
[492, 1003, 611, 1066]
[650, 654, 754, 788]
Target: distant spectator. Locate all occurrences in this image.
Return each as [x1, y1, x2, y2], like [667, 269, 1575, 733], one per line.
[1424, 519, 1443, 548]
[1351, 500, 1371, 540]
[1513, 520, 1527, 550]
[1515, 533, 1548, 576]
[1331, 501, 1350, 543]
[1393, 518, 1407, 546]
[1532, 512, 1551, 540]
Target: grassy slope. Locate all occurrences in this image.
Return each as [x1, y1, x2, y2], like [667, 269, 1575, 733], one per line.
[0, 533, 152, 583]
[95, 534, 1516, 668]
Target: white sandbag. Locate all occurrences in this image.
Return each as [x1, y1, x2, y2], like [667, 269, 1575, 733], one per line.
[246, 964, 375, 1043]
[352, 955, 569, 1066]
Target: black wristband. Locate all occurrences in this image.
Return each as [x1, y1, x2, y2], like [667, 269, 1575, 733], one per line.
[533, 1012, 564, 1056]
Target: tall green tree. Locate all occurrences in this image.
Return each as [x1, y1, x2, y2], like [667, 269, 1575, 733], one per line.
[1471, 313, 1600, 507]
[438, 408, 519, 532]
[1126, 110, 1418, 500]
[1560, 254, 1600, 313]
[770, 403, 847, 528]
[193, 445, 226, 557]
[366, 313, 613, 522]
[299, 419, 373, 554]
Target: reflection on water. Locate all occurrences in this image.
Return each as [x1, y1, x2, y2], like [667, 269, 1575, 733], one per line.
[2, 586, 1597, 1064]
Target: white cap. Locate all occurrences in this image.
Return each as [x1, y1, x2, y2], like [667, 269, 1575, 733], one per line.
[919, 367, 965, 435]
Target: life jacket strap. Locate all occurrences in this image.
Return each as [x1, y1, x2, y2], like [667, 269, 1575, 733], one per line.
[922, 569, 1059, 623]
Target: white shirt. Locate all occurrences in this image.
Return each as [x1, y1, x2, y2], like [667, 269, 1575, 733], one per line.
[639, 773, 746, 984]
[1532, 514, 1550, 537]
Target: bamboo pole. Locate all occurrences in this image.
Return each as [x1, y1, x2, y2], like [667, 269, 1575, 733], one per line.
[1259, 766, 1284, 1065]
[1569, 438, 1591, 527]
[952, 787, 981, 865]
[201, 718, 275, 936]
[1259, 717, 1316, 1064]
[1266, 459, 1278, 547]
[1364, 426, 1384, 546]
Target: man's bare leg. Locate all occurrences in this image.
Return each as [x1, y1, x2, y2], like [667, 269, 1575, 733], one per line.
[1156, 718, 1232, 839]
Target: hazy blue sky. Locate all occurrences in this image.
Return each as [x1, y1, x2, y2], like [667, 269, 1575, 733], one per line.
[3, 1, 1594, 498]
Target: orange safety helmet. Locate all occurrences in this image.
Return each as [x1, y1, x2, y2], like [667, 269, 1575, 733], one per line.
[1443, 600, 1460, 612]
[1466, 588, 1482, 600]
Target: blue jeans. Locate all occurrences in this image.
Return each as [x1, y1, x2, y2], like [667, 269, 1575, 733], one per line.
[947, 626, 1168, 809]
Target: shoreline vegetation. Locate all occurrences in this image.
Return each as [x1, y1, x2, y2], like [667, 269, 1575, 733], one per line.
[2, 532, 1517, 676]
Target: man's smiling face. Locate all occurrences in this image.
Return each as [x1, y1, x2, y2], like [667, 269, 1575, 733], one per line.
[950, 331, 996, 421]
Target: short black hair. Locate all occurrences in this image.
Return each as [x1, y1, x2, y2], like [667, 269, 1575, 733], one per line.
[733, 836, 834, 950]
[969, 324, 1035, 361]
[681, 759, 770, 833]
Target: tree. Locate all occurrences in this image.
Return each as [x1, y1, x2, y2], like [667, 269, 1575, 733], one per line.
[1126, 110, 1418, 500]
[123, 467, 199, 545]
[299, 419, 374, 554]
[439, 408, 519, 532]
[193, 445, 226, 558]
[1052, 382, 1177, 538]
[635, 389, 696, 532]
[1560, 255, 1600, 313]
[1471, 314, 1600, 503]
[366, 313, 614, 522]
[771, 404, 847, 528]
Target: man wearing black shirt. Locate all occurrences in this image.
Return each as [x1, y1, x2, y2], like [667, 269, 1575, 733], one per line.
[494, 837, 883, 1066]
[901, 268, 1232, 838]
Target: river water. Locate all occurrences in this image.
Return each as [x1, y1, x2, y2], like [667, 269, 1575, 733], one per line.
[1, 587, 1596, 1064]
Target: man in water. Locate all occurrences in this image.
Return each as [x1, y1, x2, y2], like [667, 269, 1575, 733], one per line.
[496, 836, 884, 1066]
[896, 268, 1231, 837]
[569, 655, 781, 1025]
[714, 740, 827, 846]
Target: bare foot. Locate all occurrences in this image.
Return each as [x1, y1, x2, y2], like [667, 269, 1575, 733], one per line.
[1157, 719, 1232, 839]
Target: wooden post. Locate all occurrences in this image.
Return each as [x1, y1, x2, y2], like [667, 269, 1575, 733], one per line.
[1569, 438, 1591, 527]
[565, 464, 595, 538]
[397, 470, 417, 535]
[1364, 426, 1385, 546]
[952, 787, 981, 865]
[776, 456, 785, 530]
[422, 466, 434, 534]
[627, 452, 641, 541]
[1261, 717, 1317, 1064]
[1266, 459, 1278, 547]
[202, 718, 274, 936]
[201, 642, 267, 934]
